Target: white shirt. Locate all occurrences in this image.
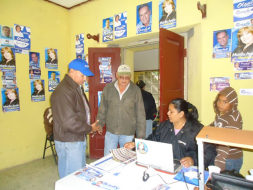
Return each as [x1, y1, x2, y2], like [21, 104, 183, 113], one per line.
[114, 81, 130, 100]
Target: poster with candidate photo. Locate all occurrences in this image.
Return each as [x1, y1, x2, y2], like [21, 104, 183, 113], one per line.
[233, 0, 253, 22]
[31, 79, 45, 102]
[136, 2, 152, 34]
[98, 91, 102, 107]
[234, 61, 253, 71]
[231, 19, 253, 60]
[103, 17, 113, 42]
[2, 75, 17, 89]
[213, 29, 232, 59]
[29, 52, 40, 69]
[98, 57, 112, 83]
[14, 24, 30, 51]
[48, 71, 60, 92]
[0, 25, 14, 47]
[45, 48, 58, 69]
[0, 46, 16, 72]
[29, 69, 41, 79]
[235, 72, 253, 79]
[75, 33, 84, 55]
[2, 88, 20, 113]
[210, 77, 230, 92]
[159, 0, 177, 29]
[114, 12, 127, 39]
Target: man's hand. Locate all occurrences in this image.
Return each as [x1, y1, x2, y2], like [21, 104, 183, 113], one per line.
[180, 157, 194, 168]
[123, 142, 135, 150]
[90, 120, 101, 133]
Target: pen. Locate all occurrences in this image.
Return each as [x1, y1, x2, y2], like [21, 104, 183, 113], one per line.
[91, 132, 96, 137]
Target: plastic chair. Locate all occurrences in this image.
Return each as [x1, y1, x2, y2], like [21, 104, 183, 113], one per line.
[43, 135, 58, 165]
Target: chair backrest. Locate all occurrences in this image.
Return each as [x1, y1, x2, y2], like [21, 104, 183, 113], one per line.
[44, 107, 53, 138]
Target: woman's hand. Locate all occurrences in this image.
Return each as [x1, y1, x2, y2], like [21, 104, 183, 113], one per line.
[180, 157, 194, 168]
[123, 142, 135, 150]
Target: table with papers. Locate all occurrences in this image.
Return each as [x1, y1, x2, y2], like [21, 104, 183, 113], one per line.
[55, 148, 202, 190]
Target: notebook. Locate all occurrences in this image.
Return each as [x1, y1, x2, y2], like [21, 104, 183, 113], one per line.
[135, 138, 182, 174]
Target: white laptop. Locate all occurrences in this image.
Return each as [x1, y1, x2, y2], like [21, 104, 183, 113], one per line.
[135, 138, 182, 174]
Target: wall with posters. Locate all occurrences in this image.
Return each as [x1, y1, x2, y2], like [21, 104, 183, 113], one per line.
[69, 0, 253, 175]
[0, 0, 70, 170]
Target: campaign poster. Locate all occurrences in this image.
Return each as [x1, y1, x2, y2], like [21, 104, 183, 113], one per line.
[210, 77, 230, 92]
[75, 33, 84, 55]
[98, 91, 102, 107]
[103, 17, 113, 42]
[45, 48, 58, 69]
[2, 88, 20, 112]
[29, 52, 40, 69]
[48, 71, 60, 92]
[29, 69, 41, 79]
[240, 89, 253, 95]
[0, 25, 14, 47]
[31, 79, 45, 102]
[14, 24, 30, 51]
[235, 72, 253, 79]
[159, 0, 177, 29]
[2, 75, 17, 88]
[212, 29, 232, 59]
[15, 49, 28, 54]
[231, 19, 253, 60]
[114, 12, 127, 39]
[136, 2, 152, 34]
[74, 166, 106, 182]
[0, 46, 16, 72]
[91, 179, 120, 190]
[233, 0, 253, 22]
[234, 61, 253, 70]
[98, 57, 112, 83]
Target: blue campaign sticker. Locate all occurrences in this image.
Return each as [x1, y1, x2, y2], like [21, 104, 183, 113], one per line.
[103, 17, 113, 42]
[48, 71, 60, 92]
[2, 88, 20, 113]
[114, 12, 127, 39]
[14, 24, 30, 50]
[137, 141, 148, 154]
[234, 0, 253, 22]
[136, 2, 152, 34]
[0, 46, 16, 72]
[0, 25, 14, 47]
[45, 48, 58, 69]
[159, 0, 177, 29]
[31, 79, 45, 102]
[75, 33, 85, 55]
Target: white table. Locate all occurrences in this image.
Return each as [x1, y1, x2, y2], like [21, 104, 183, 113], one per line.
[55, 155, 196, 190]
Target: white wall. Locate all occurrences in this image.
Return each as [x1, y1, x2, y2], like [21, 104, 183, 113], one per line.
[134, 49, 159, 71]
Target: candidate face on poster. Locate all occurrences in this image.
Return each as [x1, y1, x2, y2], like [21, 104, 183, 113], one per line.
[29, 69, 41, 79]
[14, 24, 30, 50]
[235, 72, 253, 79]
[31, 79, 45, 102]
[213, 29, 232, 59]
[2, 88, 20, 112]
[159, 0, 177, 29]
[76, 33, 85, 55]
[99, 57, 112, 83]
[0, 25, 14, 47]
[136, 2, 152, 34]
[233, 0, 253, 22]
[234, 61, 253, 70]
[210, 77, 230, 92]
[114, 12, 127, 39]
[29, 52, 40, 69]
[103, 17, 113, 42]
[45, 48, 58, 69]
[0, 46, 16, 72]
[48, 71, 60, 92]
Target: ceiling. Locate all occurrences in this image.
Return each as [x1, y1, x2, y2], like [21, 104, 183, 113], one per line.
[45, 0, 90, 9]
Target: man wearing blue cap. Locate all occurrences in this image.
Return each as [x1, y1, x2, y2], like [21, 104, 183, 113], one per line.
[51, 59, 101, 179]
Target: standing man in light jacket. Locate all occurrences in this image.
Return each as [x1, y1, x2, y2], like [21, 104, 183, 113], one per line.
[51, 59, 101, 179]
[97, 65, 146, 156]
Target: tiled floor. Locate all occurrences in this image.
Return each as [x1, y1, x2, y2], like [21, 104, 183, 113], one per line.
[0, 156, 97, 190]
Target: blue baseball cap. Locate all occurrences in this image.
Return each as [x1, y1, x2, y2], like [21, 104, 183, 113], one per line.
[68, 59, 94, 76]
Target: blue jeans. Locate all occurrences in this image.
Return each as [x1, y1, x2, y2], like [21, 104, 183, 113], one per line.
[104, 131, 134, 156]
[146, 120, 153, 138]
[54, 140, 86, 179]
[226, 157, 243, 173]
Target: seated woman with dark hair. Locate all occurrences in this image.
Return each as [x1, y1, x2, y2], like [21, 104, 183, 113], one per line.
[124, 98, 217, 169]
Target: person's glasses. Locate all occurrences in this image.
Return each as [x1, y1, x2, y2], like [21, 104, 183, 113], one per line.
[119, 76, 130, 80]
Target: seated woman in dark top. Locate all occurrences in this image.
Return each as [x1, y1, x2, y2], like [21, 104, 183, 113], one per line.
[124, 98, 217, 169]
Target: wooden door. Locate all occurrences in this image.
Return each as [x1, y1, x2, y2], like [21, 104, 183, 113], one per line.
[159, 28, 184, 122]
[88, 47, 121, 159]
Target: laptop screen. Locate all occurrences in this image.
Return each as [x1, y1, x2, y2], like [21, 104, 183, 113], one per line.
[135, 139, 175, 173]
